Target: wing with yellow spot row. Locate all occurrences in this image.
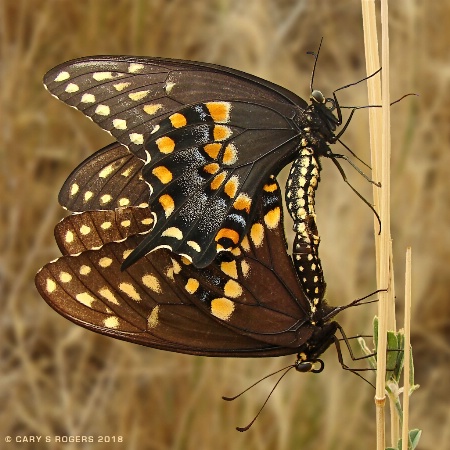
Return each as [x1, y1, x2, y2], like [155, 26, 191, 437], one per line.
[174, 177, 316, 348]
[58, 142, 147, 212]
[35, 178, 324, 355]
[43, 56, 306, 267]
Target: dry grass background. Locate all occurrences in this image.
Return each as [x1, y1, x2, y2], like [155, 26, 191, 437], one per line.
[1, 0, 449, 449]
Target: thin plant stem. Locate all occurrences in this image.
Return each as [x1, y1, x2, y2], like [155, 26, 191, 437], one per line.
[361, 0, 395, 448]
[402, 248, 412, 448]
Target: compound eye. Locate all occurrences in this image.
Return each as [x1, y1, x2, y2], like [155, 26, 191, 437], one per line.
[311, 90, 325, 103]
[325, 97, 336, 111]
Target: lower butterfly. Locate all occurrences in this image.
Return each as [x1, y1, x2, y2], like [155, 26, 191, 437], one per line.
[37, 139, 352, 364]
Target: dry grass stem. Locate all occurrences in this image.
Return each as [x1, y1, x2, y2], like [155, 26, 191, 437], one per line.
[402, 248, 412, 448]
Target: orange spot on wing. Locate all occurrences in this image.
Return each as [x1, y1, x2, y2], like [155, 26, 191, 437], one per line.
[156, 136, 175, 154]
[169, 113, 187, 128]
[204, 143, 221, 159]
[205, 102, 231, 123]
[215, 228, 240, 245]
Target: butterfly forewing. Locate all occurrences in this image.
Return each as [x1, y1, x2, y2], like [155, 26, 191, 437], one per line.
[44, 56, 306, 266]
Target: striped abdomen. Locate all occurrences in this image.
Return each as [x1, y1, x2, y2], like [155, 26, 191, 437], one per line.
[285, 147, 325, 312]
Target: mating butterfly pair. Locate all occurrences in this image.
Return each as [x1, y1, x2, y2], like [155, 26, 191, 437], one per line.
[36, 53, 362, 374]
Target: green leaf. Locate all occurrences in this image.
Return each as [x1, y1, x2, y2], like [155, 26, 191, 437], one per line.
[409, 429, 422, 448]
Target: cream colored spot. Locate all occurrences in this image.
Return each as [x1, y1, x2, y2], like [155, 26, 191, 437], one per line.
[185, 278, 199, 294]
[128, 63, 144, 73]
[84, 191, 93, 202]
[143, 104, 163, 115]
[81, 93, 96, 103]
[240, 236, 250, 251]
[46, 278, 56, 293]
[100, 194, 112, 205]
[93, 72, 114, 81]
[104, 316, 119, 328]
[129, 90, 149, 101]
[224, 280, 242, 298]
[211, 298, 235, 321]
[142, 274, 161, 293]
[65, 230, 74, 243]
[165, 81, 175, 93]
[119, 282, 141, 301]
[172, 259, 182, 274]
[129, 133, 144, 144]
[241, 260, 250, 277]
[99, 288, 119, 305]
[113, 119, 127, 130]
[141, 218, 153, 225]
[264, 207, 280, 229]
[161, 227, 183, 240]
[148, 306, 159, 328]
[114, 82, 131, 91]
[187, 241, 201, 252]
[79, 265, 91, 275]
[80, 224, 91, 235]
[101, 221, 112, 230]
[250, 223, 264, 247]
[99, 165, 114, 178]
[121, 220, 131, 227]
[76, 292, 95, 307]
[99, 257, 113, 268]
[54, 71, 70, 82]
[121, 167, 133, 177]
[221, 260, 238, 279]
[65, 83, 79, 93]
[119, 197, 130, 206]
[95, 104, 110, 116]
[70, 183, 79, 196]
[122, 249, 132, 260]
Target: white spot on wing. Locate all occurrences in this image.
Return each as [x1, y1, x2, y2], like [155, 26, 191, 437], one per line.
[54, 71, 70, 82]
[65, 83, 79, 93]
[113, 119, 127, 130]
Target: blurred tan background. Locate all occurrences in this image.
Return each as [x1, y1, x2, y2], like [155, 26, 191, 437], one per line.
[1, 0, 449, 449]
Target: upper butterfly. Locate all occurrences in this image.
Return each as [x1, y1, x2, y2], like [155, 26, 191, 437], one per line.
[43, 53, 344, 268]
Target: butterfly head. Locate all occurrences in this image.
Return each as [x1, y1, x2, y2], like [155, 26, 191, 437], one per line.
[294, 321, 339, 373]
[309, 89, 340, 135]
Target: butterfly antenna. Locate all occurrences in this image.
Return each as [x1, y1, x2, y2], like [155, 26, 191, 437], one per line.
[234, 365, 296, 432]
[340, 93, 418, 110]
[307, 37, 323, 93]
[222, 364, 293, 401]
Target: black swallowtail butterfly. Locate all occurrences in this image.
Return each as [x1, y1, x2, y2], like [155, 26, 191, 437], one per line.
[43, 53, 353, 270]
[36, 138, 338, 361]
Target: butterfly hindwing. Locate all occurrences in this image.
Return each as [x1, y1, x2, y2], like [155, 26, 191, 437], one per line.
[59, 142, 147, 212]
[36, 177, 319, 355]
